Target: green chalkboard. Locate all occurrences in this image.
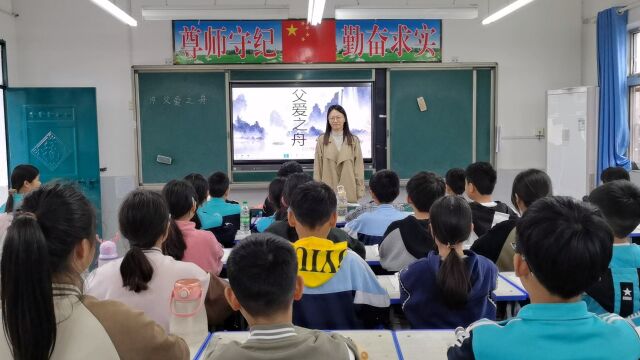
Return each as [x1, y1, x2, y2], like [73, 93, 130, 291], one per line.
[138, 72, 228, 184]
[389, 69, 474, 178]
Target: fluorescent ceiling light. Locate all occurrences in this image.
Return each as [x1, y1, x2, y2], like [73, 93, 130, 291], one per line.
[141, 7, 289, 21]
[335, 7, 478, 20]
[482, 0, 535, 25]
[91, 0, 137, 27]
[307, 0, 326, 25]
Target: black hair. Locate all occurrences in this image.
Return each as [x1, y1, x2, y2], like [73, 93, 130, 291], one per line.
[516, 196, 613, 298]
[369, 169, 400, 203]
[276, 172, 313, 221]
[600, 167, 630, 183]
[184, 173, 208, 206]
[406, 172, 445, 212]
[277, 161, 304, 177]
[445, 168, 466, 195]
[322, 104, 355, 146]
[289, 181, 337, 229]
[5, 164, 39, 213]
[119, 190, 169, 293]
[268, 177, 286, 211]
[183, 173, 207, 229]
[227, 233, 298, 317]
[465, 162, 497, 195]
[208, 171, 230, 198]
[429, 196, 473, 309]
[511, 169, 553, 213]
[588, 180, 640, 238]
[162, 180, 196, 261]
[1, 183, 96, 360]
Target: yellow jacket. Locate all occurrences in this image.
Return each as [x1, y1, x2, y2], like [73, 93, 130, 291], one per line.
[313, 135, 365, 203]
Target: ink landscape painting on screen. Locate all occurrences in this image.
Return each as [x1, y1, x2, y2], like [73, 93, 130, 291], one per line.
[231, 84, 373, 163]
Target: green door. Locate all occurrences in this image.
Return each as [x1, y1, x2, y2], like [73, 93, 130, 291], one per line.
[6, 88, 101, 235]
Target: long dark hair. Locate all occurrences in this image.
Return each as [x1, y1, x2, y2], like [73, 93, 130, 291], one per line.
[119, 190, 169, 293]
[162, 180, 196, 261]
[1, 183, 96, 360]
[322, 104, 355, 146]
[184, 173, 208, 229]
[430, 196, 473, 309]
[5, 164, 39, 213]
[511, 169, 553, 214]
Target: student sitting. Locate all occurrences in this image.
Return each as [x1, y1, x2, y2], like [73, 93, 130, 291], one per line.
[584, 181, 640, 319]
[184, 173, 220, 229]
[200, 171, 241, 247]
[209, 233, 362, 360]
[0, 184, 189, 359]
[256, 177, 286, 233]
[400, 196, 497, 329]
[601, 166, 630, 183]
[445, 168, 466, 196]
[289, 182, 390, 329]
[265, 173, 365, 258]
[472, 169, 552, 271]
[465, 162, 517, 238]
[162, 180, 224, 275]
[379, 171, 445, 272]
[0, 164, 41, 213]
[344, 170, 410, 246]
[86, 190, 231, 332]
[262, 161, 303, 217]
[448, 196, 640, 360]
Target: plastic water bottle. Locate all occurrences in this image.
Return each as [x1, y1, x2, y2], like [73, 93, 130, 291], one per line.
[336, 185, 348, 218]
[169, 278, 208, 347]
[240, 201, 250, 235]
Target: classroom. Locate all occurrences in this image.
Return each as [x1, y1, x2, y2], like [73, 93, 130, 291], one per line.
[0, 0, 639, 359]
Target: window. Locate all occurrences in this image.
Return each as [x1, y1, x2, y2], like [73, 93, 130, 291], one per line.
[629, 32, 640, 164]
[632, 31, 640, 75]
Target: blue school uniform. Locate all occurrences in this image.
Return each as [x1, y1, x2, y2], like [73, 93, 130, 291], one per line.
[0, 193, 24, 213]
[195, 207, 223, 230]
[344, 204, 410, 245]
[448, 302, 640, 360]
[584, 243, 640, 318]
[255, 215, 275, 233]
[198, 197, 240, 230]
[292, 237, 390, 329]
[400, 250, 497, 329]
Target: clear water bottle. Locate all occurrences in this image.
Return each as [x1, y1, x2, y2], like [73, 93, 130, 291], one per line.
[240, 201, 250, 235]
[336, 185, 348, 218]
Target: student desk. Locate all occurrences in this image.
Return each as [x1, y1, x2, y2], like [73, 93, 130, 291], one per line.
[631, 224, 640, 238]
[377, 273, 529, 305]
[366, 245, 381, 265]
[190, 333, 213, 360]
[200, 330, 400, 359]
[394, 330, 456, 360]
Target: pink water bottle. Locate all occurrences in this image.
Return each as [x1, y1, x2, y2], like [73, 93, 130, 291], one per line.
[169, 279, 208, 347]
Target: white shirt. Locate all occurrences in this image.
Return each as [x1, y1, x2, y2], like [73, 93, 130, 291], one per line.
[332, 132, 344, 151]
[85, 248, 210, 332]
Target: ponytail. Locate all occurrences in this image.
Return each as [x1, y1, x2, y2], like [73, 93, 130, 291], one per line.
[120, 247, 154, 293]
[163, 219, 186, 260]
[436, 248, 471, 309]
[1, 215, 56, 360]
[4, 191, 15, 213]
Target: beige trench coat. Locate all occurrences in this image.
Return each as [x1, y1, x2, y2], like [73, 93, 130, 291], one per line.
[313, 135, 365, 203]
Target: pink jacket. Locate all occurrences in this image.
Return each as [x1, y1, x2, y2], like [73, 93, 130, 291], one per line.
[175, 220, 224, 275]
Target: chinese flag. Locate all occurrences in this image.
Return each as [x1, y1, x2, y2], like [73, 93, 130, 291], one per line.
[282, 20, 336, 63]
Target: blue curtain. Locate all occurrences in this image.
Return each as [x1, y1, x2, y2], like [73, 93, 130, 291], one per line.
[597, 7, 631, 177]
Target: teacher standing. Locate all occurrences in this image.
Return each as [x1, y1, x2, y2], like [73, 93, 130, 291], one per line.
[313, 104, 365, 203]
